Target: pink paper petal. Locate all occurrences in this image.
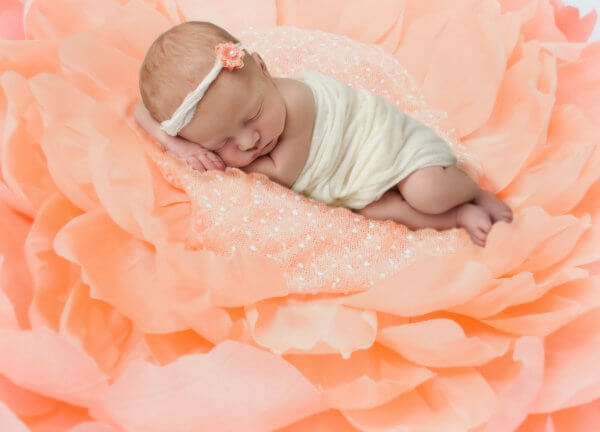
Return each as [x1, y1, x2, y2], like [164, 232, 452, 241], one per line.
[89, 340, 327, 431]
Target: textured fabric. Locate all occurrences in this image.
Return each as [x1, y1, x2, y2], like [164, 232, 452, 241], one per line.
[1, 1, 600, 432]
[292, 69, 457, 209]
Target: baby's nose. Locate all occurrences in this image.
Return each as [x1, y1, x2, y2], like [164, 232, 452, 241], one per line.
[238, 130, 260, 151]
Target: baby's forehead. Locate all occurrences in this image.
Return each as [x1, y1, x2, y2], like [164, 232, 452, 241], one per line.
[180, 46, 258, 98]
[183, 70, 259, 142]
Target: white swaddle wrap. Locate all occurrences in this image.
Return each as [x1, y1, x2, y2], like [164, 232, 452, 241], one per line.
[291, 70, 458, 209]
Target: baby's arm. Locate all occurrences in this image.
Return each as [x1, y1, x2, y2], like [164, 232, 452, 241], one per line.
[244, 155, 283, 184]
[244, 152, 294, 188]
[133, 102, 225, 171]
[245, 81, 313, 188]
[245, 137, 307, 189]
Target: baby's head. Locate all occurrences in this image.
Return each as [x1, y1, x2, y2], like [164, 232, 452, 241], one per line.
[139, 21, 286, 167]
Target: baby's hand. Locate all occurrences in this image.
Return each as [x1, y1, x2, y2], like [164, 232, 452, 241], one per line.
[132, 102, 225, 172]
[167, 136, 226, 172]
[183, 146, 226, 172]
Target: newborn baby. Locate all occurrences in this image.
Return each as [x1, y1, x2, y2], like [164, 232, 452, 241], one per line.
[135, 21, 513, 247]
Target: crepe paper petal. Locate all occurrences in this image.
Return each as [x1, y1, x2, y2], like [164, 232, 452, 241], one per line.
[22, 0, 123, 40]
[0, 0, 24, 40]
[555, 43, 600, 125]
[532, 309, 600, 412]
[275, 409, 359, 432]
[277, 0, 404, 51]
[53, 210, 289, 335]
[339, 254, 493, 316]
[0, 201, 34, 329]
[0, 374, 57, 418]
[549, 397, 600, 432]
[285, 344, 435, 410]
[246, 298, 377, 358]
[480, 336, 545, 432]
[551, 0, 598, 42]
[378, 319, 510, 367]
[0, 327, 108, 406]
[172, 0, 276, 35]
[89, 340, 327, 432]
[67, 422, 121, 432]
[463, 41, 556, 193]
[342, 370, 497, 431]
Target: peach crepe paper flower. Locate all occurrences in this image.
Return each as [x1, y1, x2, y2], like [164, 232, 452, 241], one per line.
[1, 0, 600, 431]
[215, 41, 245, 70]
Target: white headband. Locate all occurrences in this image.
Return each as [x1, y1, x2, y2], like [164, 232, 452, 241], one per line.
[160, 41, 246, 136]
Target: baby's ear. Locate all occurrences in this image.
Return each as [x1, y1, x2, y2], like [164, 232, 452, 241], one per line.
[251, 52, 268, 73]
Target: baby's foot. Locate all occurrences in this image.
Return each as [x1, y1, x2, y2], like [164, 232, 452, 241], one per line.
[474, 189, 513, 224]
[456, 203, 493, 247]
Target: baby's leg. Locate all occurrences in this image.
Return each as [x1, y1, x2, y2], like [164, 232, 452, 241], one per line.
[356, 189, 458, 230]
[397, 165, 478, 215]
[355, 189, 492, 246]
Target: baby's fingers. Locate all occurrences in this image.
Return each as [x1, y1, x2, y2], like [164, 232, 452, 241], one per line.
[210, 153, 226, 170]
[185, 156, 207, 172]
[198, 151, 226, 171]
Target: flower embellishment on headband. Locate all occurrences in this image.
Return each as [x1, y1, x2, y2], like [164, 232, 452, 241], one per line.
[215, 42, 245, 70]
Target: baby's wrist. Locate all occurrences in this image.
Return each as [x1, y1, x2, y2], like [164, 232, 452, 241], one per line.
[163, 137, 196, 157]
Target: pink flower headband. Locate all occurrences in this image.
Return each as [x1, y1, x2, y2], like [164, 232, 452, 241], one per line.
[160, 41, 246, 136]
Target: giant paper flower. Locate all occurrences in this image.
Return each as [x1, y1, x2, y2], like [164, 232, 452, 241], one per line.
[0, 0, 599, 431]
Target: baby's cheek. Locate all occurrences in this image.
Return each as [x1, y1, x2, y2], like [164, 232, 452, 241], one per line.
[219, 150, 246, 168]
[217, 149, 233, 166]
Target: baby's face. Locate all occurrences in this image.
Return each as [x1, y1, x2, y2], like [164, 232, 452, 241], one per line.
[178, 52, 286, 168]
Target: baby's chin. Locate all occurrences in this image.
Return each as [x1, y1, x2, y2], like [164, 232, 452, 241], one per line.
[225, 157, 256, 169]
[225, 138, 279, 168]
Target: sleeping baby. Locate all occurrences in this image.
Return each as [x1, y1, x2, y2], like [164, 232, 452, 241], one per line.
[135, 21, 513, 247]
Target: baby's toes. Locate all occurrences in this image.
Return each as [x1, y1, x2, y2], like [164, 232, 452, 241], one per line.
[471, 231, 486, 247]
[478, 218, 492, 233]
[477, 226, 489, 240]
[495, 209, 512, 224]
[471, 227, 487, 246]
[499, 202, 513, 221]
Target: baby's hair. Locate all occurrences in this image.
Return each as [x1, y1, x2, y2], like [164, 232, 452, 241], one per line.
[139, 21, 239, 123]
